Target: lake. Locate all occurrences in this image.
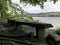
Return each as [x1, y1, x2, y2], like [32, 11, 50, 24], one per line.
[33, 17, 60, 29]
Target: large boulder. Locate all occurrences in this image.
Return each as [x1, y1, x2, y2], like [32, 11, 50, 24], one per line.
[46, 29, 60, 45]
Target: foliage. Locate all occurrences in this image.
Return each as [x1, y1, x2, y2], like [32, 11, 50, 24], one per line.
[0, 0, 39, 22]
[0, 0, 59, 22]
[20, 0, 58, 8]
[0, 0, 12, 19]
[55, 28, 60, 35]
[21, 15, 39, 22]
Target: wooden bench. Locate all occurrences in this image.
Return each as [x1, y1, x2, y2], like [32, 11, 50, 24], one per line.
[8, 20, 53, 40]
[0, 20, 53, 45]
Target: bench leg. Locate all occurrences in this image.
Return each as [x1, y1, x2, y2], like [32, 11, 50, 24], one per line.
[36, 27, 46, 42]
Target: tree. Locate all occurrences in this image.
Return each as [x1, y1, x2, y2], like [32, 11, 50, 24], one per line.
[0, 0, 12, 19]
[0, 0, 39, 22]
[20, 0, 58, 8]
[0, 0, 58, 21]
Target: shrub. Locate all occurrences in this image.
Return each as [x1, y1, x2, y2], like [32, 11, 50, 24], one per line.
[55, 28, 60, 35]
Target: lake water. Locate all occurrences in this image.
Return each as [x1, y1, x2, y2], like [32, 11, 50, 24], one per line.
[33, 17, 60, 29]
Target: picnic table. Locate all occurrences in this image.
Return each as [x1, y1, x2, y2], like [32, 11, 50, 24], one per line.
[0, 20, 53, 45]
[8, 20, 53, 40]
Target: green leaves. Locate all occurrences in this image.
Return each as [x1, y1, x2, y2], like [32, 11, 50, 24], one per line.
[20, 0, 46, 8]
[51, 0, 58, 4]
[20, 0, 58, 8]
[0, 0, 39, 22]
[0, 0, 11, 18]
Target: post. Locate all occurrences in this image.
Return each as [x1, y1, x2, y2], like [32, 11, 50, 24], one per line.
[36, 27, 46, 41]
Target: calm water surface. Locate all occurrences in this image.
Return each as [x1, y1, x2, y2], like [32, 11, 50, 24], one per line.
[33, 17, 60, 29]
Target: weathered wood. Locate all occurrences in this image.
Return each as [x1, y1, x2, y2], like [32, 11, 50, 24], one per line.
[36, 27, 46, 41]
[7, 20, 53, 40]
[0, 20, 53, 45]
[8, 20, 53, 28]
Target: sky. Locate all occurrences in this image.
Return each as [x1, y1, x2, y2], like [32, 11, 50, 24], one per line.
[12, 0, 60, 13]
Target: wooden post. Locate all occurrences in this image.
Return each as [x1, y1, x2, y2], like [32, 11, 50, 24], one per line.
[36, 27, 46, 41]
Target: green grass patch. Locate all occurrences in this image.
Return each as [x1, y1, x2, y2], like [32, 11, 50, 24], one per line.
[55, 28, 60, 35]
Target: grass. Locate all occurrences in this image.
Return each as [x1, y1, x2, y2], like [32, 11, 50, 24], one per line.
[55, 28, 60, 35]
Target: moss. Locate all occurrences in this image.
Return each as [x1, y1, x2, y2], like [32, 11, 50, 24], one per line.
[55, 28, 60, 35]
[0, 25, 3, 30]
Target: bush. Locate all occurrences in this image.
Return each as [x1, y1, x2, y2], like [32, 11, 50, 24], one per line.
[55, 28, 60, 35]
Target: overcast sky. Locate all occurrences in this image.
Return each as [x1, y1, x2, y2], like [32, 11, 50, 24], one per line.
[12, 0, 60, 13]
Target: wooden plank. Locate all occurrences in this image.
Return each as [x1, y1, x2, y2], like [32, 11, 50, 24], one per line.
[8, 20, 53, 28]
[7, 20, 53, 41]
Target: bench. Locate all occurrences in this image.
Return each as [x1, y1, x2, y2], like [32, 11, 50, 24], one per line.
[8, 20, 53, 40]
[0, 20, 53, 45]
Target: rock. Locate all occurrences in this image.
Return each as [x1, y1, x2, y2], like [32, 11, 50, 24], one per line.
[46, 34, 57, 45]
[46, 29, 60, 45]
